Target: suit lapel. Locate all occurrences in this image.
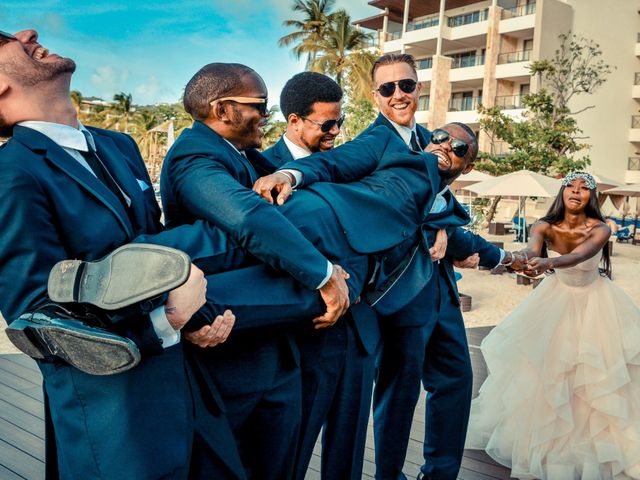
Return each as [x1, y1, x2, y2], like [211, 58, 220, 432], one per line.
[12, 126, 134, 237]
[246, 148, 277, 177]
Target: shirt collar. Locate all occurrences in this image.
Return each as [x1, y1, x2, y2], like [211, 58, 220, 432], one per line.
[283, 133, 312, 160]
[223, 138, 244, 156]
[382, 114, 418, 148]
[18, 120, 92, 152]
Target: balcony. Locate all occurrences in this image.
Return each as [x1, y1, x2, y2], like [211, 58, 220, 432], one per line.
[416, 58, 433, 70]
[629, 115, 640, 142]
[495, 94, 526, 110]
[497, 49, 532, 64]
[449, 96, 482, 112]
[501, 3, 536, 19]
[626, 157, 640, 183]
[407, 15, 439, 31]
[451, 54, 485, 69]
[447, 9, 488, 28]
[633, 73, 640, 99]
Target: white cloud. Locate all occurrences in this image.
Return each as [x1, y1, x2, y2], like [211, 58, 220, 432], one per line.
[89, 65, 130, 99]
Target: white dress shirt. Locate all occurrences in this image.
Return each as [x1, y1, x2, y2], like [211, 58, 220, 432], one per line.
[17, 120, 180, 347]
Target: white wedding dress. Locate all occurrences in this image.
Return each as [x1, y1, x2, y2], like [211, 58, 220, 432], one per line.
[466, 252, 640, 479]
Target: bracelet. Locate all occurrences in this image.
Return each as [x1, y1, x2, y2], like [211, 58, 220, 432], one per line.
[280, 171, 296, 187]
[501, 251, 514, 267]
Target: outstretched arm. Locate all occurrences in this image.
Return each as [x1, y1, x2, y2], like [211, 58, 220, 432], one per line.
[525, 223, 610, 274]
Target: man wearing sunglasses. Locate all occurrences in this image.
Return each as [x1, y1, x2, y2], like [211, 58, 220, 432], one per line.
[263, 71, 379, 480]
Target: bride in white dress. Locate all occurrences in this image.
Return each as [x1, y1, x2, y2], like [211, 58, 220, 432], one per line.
[466, 172, 640, 479]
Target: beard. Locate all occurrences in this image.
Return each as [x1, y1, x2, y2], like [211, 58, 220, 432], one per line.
[3, 55, 76, 87]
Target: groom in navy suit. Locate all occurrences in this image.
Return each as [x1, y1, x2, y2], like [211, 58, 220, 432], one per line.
[0, 29, 246, 479]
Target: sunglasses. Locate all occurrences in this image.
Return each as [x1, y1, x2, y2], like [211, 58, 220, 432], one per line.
[430, 129, 470, 158]
[376, 78, 417, 97]
[211, 96, 269, 116]
[301, 115, 345, 133]
[0, 30, 17, 48]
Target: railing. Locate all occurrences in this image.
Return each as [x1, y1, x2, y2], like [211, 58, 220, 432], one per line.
[497, 49, 532, 64]
[502, 2, 536, 19]
[407, 15, 439, 31]
[449, 96, 482, 111]
[632, 115, 640, 128]
[629, 157, 640, 170]
[635, 72, 640, 85]
[416, 57, 433, 70]
[494, 94, 525, 110]
[386, 30, 402, 41]
[451, 54, 485, 69]
[447, 9, 488, 27]
[418, 95, 430, 111]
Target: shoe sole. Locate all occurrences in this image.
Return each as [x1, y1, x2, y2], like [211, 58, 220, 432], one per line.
[6, 316, 141, 375]
[48, 244, 191, 310]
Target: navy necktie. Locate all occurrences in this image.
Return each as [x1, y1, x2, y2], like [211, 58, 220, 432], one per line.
[410, 131, 421, 152]
[81, 131, 130, 209]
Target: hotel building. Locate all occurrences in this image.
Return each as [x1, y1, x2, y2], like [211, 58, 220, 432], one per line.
[355, 0, 640, 183]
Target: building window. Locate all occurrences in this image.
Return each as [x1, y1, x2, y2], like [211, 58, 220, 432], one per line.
[418, 95, 430, 111]
[450, 91, 478, 111]
[520, 84, 530, 96]
[447, 9, 489, 27]
[417, 57, 433, 70]
[450, 50, 484, 69]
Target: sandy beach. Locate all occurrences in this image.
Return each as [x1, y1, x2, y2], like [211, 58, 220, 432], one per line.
[2, 231, 639, 354]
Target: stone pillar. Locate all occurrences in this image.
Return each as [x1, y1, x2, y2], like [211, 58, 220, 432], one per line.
[429, 55, 453, 130]
[401, 0, 410, 53]
[479, 5, 502, 152]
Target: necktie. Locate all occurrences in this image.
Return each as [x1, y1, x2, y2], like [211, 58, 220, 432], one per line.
[410, 131, 421, 152]
[81, 131, 130, 208]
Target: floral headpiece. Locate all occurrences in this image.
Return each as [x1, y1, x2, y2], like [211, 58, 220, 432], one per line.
[562, 171, 597, 190]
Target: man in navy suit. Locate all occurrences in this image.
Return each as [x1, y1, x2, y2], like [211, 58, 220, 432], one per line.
[161, 63, 358, 479]
[263, 71, 379, 480]
[0, 29, 246, 479]
[254, 53, 517, 480]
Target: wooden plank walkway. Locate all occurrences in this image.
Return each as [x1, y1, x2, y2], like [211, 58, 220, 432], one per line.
[0, 326, 513, 480]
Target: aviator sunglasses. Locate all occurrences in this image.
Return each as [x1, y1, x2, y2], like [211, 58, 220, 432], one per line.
[301, 115, 345, 133]
[211, 96, 269, 116]
[430, 129, 470, 158]
[376, 78, 417, 97]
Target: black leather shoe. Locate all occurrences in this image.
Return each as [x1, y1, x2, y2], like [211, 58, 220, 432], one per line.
[48, 243, 191, 310]
[6, 307, 141, 375]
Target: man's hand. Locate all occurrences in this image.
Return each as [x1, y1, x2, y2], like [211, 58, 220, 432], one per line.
[453, 253, 479, 269]
[510, 251, 528, 271]
[165, 264, 207, 331]
[314, 264, 350, 329]
[429, 229, 448, 261]
[184, 310, 235, 348]
[252, 172, 294, 205]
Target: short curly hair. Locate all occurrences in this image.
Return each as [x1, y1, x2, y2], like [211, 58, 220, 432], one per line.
[183, 63, 260, 121]
[280, 72, 343, 118]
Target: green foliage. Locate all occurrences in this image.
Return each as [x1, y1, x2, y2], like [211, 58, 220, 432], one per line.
[261, 105, 288, 149]
[340, 98, 376, 142]
[478, 33, 611, 178]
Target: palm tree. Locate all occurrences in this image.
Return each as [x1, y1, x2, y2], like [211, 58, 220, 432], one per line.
[113, 92, 133, 133]
[309, 9, 376, 101]
[279, 0, 336, 68]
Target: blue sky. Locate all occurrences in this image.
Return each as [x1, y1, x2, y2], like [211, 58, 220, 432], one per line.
[2, 1, 379, 107]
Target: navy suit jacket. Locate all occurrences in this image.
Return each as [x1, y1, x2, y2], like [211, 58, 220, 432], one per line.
[262, 135, 293, 168]
[0, 125, 244, 479]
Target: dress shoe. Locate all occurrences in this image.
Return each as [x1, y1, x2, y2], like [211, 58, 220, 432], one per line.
[48, 243, 190, 310]
[6, 307, 140, 375]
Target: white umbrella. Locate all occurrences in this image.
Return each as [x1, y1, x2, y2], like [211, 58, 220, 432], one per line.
[451, 170, 494, 190]
[466, 170, 562, 241]
[591, 174, 623, 192]
[602, 183, 640, 197]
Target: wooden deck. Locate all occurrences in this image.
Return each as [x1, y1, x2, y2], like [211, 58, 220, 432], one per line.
[0, 326, 513, 480]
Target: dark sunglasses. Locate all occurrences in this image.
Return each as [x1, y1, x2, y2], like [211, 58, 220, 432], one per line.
[376, 78, 417, 97]
[430, 129, 470, 158]
[211, 96, 269, 116]
[301, 115, 345, 133]
[0, 30, 17, 48]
